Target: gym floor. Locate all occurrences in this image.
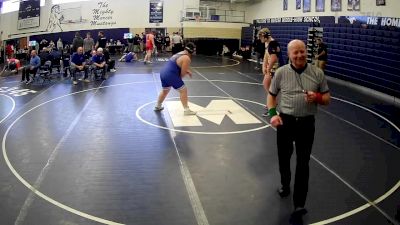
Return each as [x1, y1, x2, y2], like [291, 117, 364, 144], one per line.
[0, 55, 399, 225]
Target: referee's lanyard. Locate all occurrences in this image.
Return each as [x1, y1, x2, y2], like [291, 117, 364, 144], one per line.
[291, 64, 307, 93]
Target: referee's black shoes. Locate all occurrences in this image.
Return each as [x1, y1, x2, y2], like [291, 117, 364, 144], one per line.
[289, 207, 308, 225]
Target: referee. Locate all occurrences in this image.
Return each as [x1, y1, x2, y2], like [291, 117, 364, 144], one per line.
[267, 39, 331, 224]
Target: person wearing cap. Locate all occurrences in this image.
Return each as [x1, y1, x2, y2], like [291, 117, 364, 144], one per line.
[154, 43, 196, 116]
[267, 39, 330, 224]
[258, 28, 285, 116]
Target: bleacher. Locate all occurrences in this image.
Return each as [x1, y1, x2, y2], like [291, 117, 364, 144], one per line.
[262, 23, 312, 63]
[254, 22, 400, 97]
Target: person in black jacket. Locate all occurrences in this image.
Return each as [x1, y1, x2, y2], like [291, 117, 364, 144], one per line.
[315, 38, 328, 71]
[133, 34, 141, 53]
[39, 47, 52, 65]
[253, 37, 265, 70]
[96, 31, 107, 50]
[104, 47, 116, 73]
[72, 32, 84, 53]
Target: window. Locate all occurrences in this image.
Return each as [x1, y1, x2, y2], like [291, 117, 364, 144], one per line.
[1, 0, 19, 14]
[1, 0, 45, 14]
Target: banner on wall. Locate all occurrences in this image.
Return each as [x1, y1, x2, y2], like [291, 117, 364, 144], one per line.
[316, 0, 325, 12]
[339, 16, 400, 28]
[303, 0, 311, 12]
[18, 0, 41, 30]
[149, 0, 163, 23]
[296, 0, 301, 9]
[90, 1, 116, 27]
[254, 16, 335, 24]
[45, 1, 116, 32]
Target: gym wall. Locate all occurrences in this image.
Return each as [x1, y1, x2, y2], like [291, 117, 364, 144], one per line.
[0, 0, 184, 39]
[246, 0, 399, 22]
[182, 22, 246, 39]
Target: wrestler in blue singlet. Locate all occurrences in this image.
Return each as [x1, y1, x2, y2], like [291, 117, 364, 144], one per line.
[125, 52, 134, 62]
[160, 53, 187, 90]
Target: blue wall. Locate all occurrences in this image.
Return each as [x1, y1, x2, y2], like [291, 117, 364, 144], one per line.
[252, 22, 400, 98]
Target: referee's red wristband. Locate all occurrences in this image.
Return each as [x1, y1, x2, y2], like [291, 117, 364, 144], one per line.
[316, 93, 323, 104]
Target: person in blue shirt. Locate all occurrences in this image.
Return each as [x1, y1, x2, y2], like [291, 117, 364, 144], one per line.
[91, 47, 107, 80]
[154, 43, 196, 115]
[86, 50, 97, 66]
[21, 50, 41, 84]
[71, 47, 89, 85]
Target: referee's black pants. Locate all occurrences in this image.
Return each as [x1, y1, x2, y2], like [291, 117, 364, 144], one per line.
[276, 113, 315, 208]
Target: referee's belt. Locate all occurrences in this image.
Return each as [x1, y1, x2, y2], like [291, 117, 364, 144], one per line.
[279, 113, 314, 121]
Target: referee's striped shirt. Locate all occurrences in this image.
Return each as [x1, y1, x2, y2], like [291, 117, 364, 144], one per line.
[269, 63, 329, 117]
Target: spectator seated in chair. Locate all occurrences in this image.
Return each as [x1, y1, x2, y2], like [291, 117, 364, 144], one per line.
[38, 60, 53, 84]
[220, 44, 231, 56]
[104, 47, 116, 72]
[242, 45, 252, 60]
[21, 50, 41, 84]
[49, 48, 62, 74]
[38, 48, 53, 79]
[70, 47, 89, 85]
[232, 46, 252, 60]
[38, 48, 53, 73]
[91, 48, 107, 80]
[39, 47, 52, 64]
[87, 50, 98, 79]
[86, 49, 96, 66]
[62, 53, 71, 77]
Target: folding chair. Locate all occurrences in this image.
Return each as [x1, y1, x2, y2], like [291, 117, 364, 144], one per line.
[39, 61, 53, 84]
[62, 57, 71, 77]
